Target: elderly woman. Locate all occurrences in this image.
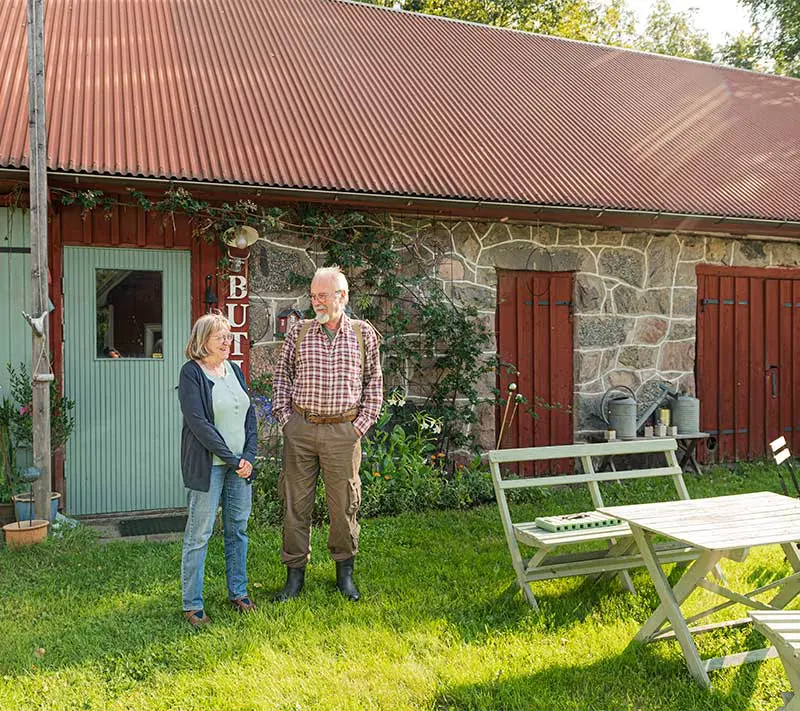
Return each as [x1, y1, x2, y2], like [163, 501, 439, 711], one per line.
[179, 312, 258, 628]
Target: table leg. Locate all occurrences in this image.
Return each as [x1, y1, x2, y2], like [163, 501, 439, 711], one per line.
[629, 525, 715, 689]
[677, 438, 703, 475]
[769, 542, 800, 609]
[784, 692, 800, 711]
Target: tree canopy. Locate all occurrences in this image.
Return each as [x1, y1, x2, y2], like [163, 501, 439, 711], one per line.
[634, 0, 713, 61]
[362, 0, 637, 44]
[360, 0, 790, 75]
[732, 0, 800, 75]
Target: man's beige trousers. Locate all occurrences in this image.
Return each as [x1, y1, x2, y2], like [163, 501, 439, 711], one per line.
[279, 413, 362, 567]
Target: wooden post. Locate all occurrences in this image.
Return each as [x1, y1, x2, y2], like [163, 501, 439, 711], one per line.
[26, 0, 52, 522]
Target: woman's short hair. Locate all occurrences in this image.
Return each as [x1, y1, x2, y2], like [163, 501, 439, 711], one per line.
[185, 311, 231, 360]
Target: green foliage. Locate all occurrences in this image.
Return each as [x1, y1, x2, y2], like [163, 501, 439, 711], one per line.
[58, 189, 113, 214]
[738, 0, 800, 76]
[0, 397, 15, 501]
[249, 371, 274, 399]
[636, 0, 714, 61]
[56, 186, 287, 250]
[362, 0, 638, 45]
[718, 30, 769, 71]
[6, 363, 75, 453]
[0, 364, 75, 500]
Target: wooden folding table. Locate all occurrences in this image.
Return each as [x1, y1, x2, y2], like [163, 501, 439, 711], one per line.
[599, 491, 800, 689]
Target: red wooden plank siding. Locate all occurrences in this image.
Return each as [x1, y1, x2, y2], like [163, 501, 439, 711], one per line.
[549, 272, 573, 446]
[751, 277, 766, 456]
[496, 269, 573, 475]
[517, 273, 534, 473]
[733, 277, 750, 460]
[793, 280, 800, 453]
[697, 265, 800, 462]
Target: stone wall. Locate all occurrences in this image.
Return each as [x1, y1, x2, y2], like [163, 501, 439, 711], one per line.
[247, 213, 800, 447]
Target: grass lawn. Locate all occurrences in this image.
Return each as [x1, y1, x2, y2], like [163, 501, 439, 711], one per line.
[0, 464, 796, 710]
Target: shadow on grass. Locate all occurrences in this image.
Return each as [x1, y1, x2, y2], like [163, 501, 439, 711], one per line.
[431, 638, 766, 711]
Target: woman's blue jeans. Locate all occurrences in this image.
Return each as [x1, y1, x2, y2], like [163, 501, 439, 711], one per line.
[181, 464, 252, 611]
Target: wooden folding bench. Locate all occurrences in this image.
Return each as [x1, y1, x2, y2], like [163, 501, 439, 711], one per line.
[487, 439, 702, 611]
[750, 611, 800, 710]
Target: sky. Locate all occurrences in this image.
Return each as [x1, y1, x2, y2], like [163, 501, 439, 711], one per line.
[623, 0, 753, 45]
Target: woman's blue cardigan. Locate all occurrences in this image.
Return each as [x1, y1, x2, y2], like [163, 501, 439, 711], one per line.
[178, 360, 258, 492]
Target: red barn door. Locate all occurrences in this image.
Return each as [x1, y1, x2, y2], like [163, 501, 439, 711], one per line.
[496, 270, 574, 474]
[697, 265, 800, 462]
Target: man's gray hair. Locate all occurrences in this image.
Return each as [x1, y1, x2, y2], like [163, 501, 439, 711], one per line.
[313, 265, 349, 295]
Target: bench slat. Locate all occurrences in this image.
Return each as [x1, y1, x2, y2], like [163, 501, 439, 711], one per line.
[488, 438, 678, 464]
[498, 465, 682, 489]
[524, 545, 699, 581]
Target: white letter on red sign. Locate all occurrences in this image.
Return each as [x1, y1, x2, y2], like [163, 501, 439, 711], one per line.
[230, 332, 248, 356]
[229, 275, 248, 299]
[226, 302, 249, 328]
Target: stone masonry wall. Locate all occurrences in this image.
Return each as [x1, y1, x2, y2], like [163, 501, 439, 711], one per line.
[247, 214, 800, 449]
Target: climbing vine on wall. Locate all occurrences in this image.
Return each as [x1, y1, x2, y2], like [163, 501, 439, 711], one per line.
[298, 208, 498, 454]
[42, 185, 499, 453]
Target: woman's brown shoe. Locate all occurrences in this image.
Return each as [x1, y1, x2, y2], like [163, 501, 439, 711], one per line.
[230, 596, 256, 613]
[184, 609, 212, 628]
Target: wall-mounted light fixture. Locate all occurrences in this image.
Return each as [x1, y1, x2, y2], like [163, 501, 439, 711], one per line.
[204, 274, 218, 311]
[222, 225, 259, 273]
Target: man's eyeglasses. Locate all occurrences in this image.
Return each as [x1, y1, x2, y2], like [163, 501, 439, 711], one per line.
[309, 290, 342, 302]
[211, 333, 234, 343]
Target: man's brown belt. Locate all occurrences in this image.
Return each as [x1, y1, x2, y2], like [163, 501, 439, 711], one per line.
[293, 404, 358, 425]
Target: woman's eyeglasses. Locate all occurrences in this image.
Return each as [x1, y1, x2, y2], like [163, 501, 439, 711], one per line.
[211, 333, 234, 343]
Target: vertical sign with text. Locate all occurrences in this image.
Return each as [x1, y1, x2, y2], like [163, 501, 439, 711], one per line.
[226, 274, 249, 373]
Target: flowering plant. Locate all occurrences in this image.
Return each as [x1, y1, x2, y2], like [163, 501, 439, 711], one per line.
[6, 363, 75, 454]
[0, 395, 17, 500]
[360, 390, 443, 482]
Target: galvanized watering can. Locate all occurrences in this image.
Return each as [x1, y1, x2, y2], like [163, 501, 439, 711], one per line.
[668, 393, 701, 434]
[600, 386, 638, 440]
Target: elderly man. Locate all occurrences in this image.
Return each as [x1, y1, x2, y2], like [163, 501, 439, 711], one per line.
[272, 266, 383, 601]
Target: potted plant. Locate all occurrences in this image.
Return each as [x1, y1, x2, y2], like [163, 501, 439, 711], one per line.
[1, 392, 49, 547]
[6, 364, 75, 523]
[0, 396, 17, 525]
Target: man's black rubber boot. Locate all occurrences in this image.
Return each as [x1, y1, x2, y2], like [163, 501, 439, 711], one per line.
[336, 557, 360, 602]
[273, 566, 305, 602]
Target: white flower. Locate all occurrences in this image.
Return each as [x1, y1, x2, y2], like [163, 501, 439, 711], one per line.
[386, 390, 406, 408]
[418, 413, 442, 434]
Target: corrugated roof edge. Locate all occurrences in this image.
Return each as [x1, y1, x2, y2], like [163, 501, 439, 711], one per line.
[5, 168, 798, 235]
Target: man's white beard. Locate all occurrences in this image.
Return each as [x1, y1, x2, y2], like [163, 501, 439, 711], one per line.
[315, 310, 330, 324]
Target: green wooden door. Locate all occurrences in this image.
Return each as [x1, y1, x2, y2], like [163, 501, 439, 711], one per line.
[0, 208, 31, 397]
[63, 247, 191, 514]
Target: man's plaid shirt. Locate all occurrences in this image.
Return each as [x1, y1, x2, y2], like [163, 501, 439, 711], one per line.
[272, 315, 383, 435]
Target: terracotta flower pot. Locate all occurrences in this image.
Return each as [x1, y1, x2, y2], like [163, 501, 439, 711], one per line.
[2, 519, 49, 549]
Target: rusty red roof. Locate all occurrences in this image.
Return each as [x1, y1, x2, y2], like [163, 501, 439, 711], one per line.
[1, 0, 799, 222]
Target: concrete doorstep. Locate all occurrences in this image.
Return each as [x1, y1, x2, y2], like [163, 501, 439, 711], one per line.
[77, 509, 188, 543]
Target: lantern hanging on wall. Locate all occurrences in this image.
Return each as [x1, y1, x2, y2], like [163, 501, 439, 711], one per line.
[222, 225, 259, 273]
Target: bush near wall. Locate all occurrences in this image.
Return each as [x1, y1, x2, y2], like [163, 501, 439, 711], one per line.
[249, 394, 494, 528]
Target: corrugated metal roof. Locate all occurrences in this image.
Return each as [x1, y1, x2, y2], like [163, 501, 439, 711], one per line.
[1, 0, 800, 221]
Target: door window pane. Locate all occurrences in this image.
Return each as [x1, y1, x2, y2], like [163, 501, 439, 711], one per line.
[96, 270, 163, 359]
